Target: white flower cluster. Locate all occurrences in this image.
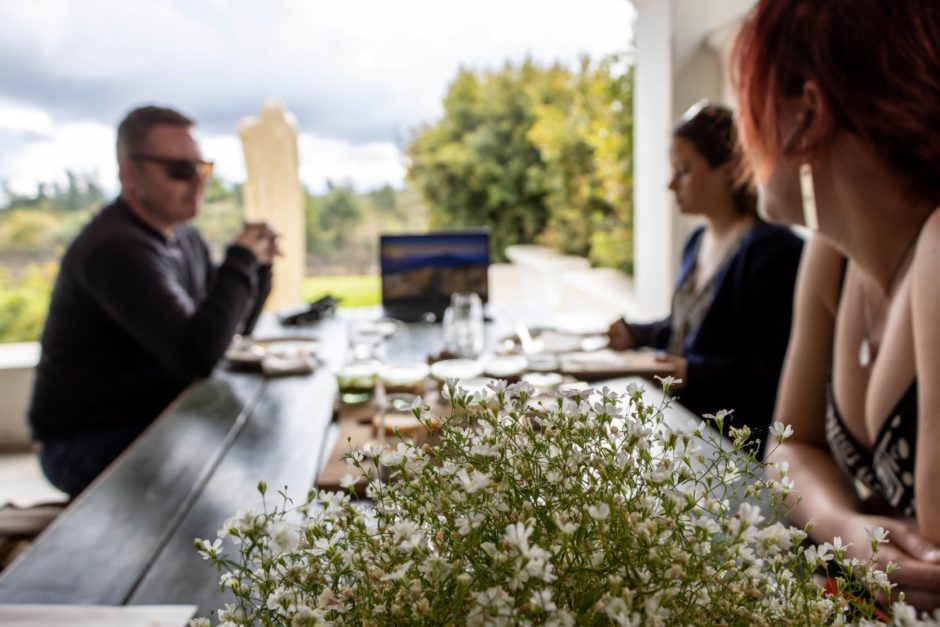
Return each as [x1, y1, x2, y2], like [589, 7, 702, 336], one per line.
[194, 380, 935, 626]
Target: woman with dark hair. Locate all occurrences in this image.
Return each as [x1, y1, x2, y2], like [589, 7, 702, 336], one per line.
[731, 0, 940, 610]
[608, 101, 803, 448]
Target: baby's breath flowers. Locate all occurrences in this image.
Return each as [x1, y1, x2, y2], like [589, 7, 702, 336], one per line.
[195, 380, 930, 626]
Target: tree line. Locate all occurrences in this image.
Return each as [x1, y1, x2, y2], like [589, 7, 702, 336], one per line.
[406, 54, 634, 272]
[0, 175, 425, 342]
[0, 174, 425, 270]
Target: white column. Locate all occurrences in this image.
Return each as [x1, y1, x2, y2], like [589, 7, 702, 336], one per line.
[632, 0, 677, 320]
[239, 100, 306, 311]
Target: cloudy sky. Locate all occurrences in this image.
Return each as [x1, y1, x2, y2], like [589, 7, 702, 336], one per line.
[0, 0, 634, 199]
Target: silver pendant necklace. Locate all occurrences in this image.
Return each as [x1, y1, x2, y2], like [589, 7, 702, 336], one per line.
[858, 285, 874, 368]
[858, 336, 872, 368]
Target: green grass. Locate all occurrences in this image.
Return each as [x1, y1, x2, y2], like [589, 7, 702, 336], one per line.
[302, 274, 381, 308]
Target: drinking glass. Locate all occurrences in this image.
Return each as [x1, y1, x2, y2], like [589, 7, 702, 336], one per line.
[442, 292, 485, 358]
[348, 319, 384, 362]
[335, 360, 378, 404]
[379, 362, 429, 405]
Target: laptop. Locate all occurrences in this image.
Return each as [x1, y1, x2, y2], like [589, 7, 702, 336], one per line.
[379, 230, 490, 322]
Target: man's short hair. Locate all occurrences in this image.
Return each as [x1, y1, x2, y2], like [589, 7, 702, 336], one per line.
[116, 105, 194, 160]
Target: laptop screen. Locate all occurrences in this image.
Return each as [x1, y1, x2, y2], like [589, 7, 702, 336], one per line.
[380, 231, 489, 321]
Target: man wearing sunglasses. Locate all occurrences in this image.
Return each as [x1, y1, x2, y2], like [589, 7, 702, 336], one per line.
[28, 105, 279, 498]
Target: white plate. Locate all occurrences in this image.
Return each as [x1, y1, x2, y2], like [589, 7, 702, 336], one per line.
[261, 354, 316, 376]
[521, 371, 564, 391]
[483, 354, 528, 378]
[430, 359, 484, 381]
[580, 334, 610, 352]
[225, 336, 319, 366]
[536, 331, 610, 353]
[379, 362, 430, 386]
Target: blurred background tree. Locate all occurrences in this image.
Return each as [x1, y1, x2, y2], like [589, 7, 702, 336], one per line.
[406, 54, 633, 270]
[0, 263, 56, 343]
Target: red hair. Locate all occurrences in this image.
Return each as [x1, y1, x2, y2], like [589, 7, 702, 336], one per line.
[731, 0, 940, 204]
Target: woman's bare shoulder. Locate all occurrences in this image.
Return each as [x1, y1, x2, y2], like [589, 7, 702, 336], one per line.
[911, 207, 940, 377]
[917, 207, 940, 244]
[913, 208, 940, 281]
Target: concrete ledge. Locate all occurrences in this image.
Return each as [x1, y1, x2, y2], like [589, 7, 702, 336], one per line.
[505, 245, 592, 313]
[487, 263, 524, 309]
[0, 452, 66, 506]
[0, 342, 39, 370]
[504, 244, 562, 264]
[0, 342, 39, 451]
[557, 268, 636, 321]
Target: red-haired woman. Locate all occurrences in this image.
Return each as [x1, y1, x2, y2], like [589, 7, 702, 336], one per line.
[732, 0, 940, 610]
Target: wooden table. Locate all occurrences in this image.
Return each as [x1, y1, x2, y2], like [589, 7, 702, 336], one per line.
[0, 313, 744, 616]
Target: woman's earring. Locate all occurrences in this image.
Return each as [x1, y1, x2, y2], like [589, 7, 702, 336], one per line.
[799, 163, 818, 230]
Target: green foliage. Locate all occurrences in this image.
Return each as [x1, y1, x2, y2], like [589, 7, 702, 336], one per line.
[2, 172, 105, 214]
[0, 172, 105, 254]
[407, 55, 634, 271]
[0, 210, 64, 252]
[0, 157, 432, 343]
[368, 184, 399, 217]
[0, 263, 57, 342]
[529, 57, 634, 271]
[302, 274, 381, 308]
[306, 181, 365, 254]
[192, 183, 245, 259]
[0, 171, 421, 344]
[203, 177, 240, 204]
[305, 182, 428, 274]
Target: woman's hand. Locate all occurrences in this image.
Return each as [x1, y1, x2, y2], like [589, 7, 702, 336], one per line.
[606, 319, 635, 350]
[843, 514, 940, 611]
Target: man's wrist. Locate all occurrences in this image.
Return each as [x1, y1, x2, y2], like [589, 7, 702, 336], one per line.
[227, 243, 258, 262]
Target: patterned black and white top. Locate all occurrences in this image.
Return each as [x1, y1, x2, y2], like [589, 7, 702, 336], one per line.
[825, 382, 918, 517]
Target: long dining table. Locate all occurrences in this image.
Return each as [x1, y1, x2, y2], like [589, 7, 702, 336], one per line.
[0, 310, 744, 617]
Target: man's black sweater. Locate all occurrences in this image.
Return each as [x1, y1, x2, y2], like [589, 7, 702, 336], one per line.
[29, 198, 271, 442]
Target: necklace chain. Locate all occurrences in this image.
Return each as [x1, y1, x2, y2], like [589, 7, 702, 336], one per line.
[858, 231, 921, 368]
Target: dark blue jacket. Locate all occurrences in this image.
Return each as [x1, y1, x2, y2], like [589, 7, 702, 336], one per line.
[630, 222, 803, 440]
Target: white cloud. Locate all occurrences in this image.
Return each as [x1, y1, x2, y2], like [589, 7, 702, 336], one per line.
[202, 131, 405, 194]
[0, 118, 116, 198]
[198, 133, 245, 189]
[297, 135, 405, 193]
[0, 100, 55, 135]
[0, 0, 634, 198]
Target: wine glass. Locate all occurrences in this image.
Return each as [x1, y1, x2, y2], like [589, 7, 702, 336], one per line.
[442, 292, 484, 358]
[348, 319, 384, 362]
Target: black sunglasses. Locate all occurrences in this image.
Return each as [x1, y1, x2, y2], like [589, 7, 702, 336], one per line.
[131, 154, 214, 181]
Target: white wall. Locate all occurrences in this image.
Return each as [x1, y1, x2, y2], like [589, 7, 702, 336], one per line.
[673, 0, 754, 111]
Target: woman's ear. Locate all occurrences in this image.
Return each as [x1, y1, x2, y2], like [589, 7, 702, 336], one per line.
[798, 81, 829, 151]
[781, 81, 829, 157]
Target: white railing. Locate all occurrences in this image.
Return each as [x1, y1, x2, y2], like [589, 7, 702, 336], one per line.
[500, 245, 656, 332]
